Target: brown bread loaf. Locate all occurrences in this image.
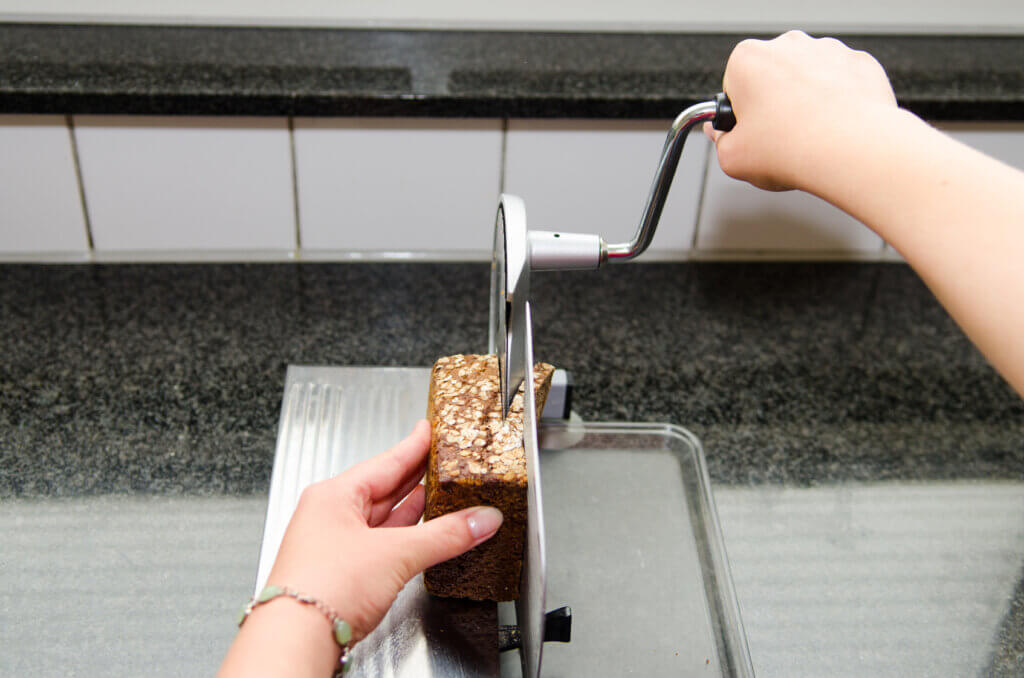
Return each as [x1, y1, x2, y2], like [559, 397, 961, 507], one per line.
[423, 354, 555, 601]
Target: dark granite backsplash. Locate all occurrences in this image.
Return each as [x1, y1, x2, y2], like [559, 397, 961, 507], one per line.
[1, 262, 1021, 498]
[1, 23, 1022, 119]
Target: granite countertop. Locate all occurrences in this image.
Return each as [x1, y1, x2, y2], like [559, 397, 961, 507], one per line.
[2, 261, 1022, 497]
[3, 261, 1023, 676]
[1, 23, 1023, 119]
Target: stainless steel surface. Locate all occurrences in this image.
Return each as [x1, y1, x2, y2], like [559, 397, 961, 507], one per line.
[515, 303, 547, 678]
[715, 482, 1024, 678]
[256, 366, 432, 597]
[353, 575, 498, 677]
[1, 496, 266, 678]
[258, 365, 753, 677]
[490, 194, 530, 418]
[525, 421, 755, 678]
[604, 99, 717, 262]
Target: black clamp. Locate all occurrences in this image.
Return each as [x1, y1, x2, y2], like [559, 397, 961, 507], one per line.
[499, 606, 573, 652]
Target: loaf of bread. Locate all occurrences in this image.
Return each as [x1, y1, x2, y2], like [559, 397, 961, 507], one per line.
[423, 354, 555, 601]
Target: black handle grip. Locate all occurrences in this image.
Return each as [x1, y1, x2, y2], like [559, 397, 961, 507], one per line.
[712, 92, 736, 132]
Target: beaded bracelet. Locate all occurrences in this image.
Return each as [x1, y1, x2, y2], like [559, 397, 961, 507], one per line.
[238, 584, 353, 676]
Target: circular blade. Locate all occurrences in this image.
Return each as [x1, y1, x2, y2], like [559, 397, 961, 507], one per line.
[490, 194, 529, 417]
[488, 203, 507, 357]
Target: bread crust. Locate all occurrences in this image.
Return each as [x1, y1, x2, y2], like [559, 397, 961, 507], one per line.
[423, 354, 555, 601]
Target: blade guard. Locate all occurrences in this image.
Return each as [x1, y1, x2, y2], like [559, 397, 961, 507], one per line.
[516, 302, 547, 678]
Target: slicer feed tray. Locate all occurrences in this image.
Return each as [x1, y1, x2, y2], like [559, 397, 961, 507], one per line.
[528, 422, 754, 678]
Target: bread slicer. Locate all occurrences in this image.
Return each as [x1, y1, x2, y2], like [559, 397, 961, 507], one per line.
[490, 94, 736, 677]
[254, 94, 750, 678]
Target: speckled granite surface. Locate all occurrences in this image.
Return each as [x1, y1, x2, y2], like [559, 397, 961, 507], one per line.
[1, 262, 1021, 497]
[1, 24, 1022, 119]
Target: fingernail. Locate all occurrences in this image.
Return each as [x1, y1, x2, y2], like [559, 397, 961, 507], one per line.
[467, 507, 503, 540]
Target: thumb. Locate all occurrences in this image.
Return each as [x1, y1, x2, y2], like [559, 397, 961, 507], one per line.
[395, 506, 504, 576]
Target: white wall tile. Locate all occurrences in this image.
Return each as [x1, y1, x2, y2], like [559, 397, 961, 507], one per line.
[74, 116, 295, 255]
[697, 150, 883, 255]
[0, 115, 89, 256]
[939, 122, 1024, 171]
[883, 123, 1024, 263]
[294, 118, 502, 256]
[504, 119, 707, 259]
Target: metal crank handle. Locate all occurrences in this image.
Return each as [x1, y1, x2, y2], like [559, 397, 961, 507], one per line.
[528, 93, 735, 272]
[604, 91, 734, 262]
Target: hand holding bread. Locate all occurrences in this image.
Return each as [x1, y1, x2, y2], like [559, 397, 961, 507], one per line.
[218, 420, 503, 677]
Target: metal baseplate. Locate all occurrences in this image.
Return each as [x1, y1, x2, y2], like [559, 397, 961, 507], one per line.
[254, 365, 753, 678]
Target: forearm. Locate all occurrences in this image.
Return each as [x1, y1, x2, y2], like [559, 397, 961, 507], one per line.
[808, 107, 1024, 395]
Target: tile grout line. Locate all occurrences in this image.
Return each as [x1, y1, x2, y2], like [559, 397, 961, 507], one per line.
[498, 117, 509, 195]
[288, 116, 302, 258]
[690, 134, 713, 254]
[66, 114, 95, 256]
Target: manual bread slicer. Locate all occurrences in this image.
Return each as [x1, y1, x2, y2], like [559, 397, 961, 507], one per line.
[253, 94, 753, 677]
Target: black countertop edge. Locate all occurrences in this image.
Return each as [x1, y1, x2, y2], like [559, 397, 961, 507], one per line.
[2, 23, 1023, 120]
[6, 93, 1023, 121]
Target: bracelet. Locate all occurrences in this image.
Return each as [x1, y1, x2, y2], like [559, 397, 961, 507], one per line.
[238, 584, 353, 676]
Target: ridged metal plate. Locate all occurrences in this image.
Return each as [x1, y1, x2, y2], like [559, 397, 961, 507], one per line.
[256, 366, 496, 677]
[256, 366, 430, 595]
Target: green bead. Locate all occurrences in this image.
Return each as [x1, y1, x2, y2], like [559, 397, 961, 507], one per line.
[257, 585, 284, 603]
[236, 604, 249, 626]
[333, 619, 352, 646]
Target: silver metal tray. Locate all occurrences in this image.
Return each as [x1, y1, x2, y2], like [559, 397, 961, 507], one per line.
[255, 366, 753, 677]
[528, 421, 754, 678]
